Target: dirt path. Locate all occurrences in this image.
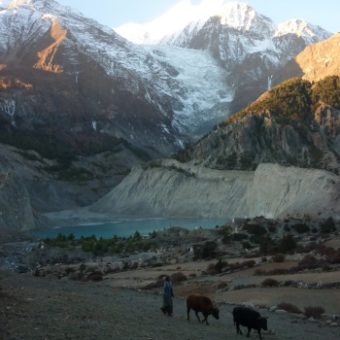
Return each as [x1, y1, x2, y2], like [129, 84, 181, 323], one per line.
[1, 271, 339, 340]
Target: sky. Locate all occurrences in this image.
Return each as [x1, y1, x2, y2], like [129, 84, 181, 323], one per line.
[57, 0, 340, 33]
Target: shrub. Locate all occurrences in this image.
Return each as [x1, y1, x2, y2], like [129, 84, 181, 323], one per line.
[230, 233, 248, 241]
[279, 235, 297, 253]
[234, 283, 257, 290]
[243, 224, 267, 236]
[214, 259, 228, 273]
[298, 255, 319, 270]
[292, 223, 310, 234]
[320, 217, 336, 234]
[242, 241, 253, 250]
[261, 278, 280, 287]
[268, 225, 276, 233]
[277, 302, 302, 314]
[242, 260, 256, 268]
[217, 282, 229, 290]
[170, 272, 187, 283]
[193, 241, 218, 260]
[312, 76, 340, 110]
[272, 254, 285, 263]
[284, 225, 291, 232]
[254, 269, 266, 276]
[326, 250, 340, 264]
[255, 268, 298, 276]
[206, 263, 219, 275]
[304, 306, 325, 319]
[259, 235, 275, 255]
[217, 225, 232, 239]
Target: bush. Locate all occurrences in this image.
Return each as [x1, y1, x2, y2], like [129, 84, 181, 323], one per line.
[298, 255, 319, 270]
[230, 233, 248, 241]
[170, 272, 187, 283]
[217, 282, 229, 290]
[242, 241, 253, 250]
[234, 284, 257, 290]
[312, 76, 340, 110]
[255, 267, 298, 276]
[254, 269, 266, 275]
[193, 241, 218, 260]
[242, 260, 256, 268]
[304, 306, 325, 319]
[320, 217, 336, 234]
[261, 278, 280, 287]
[292, 223, 310, 234]
[326, 250, 340, 264]
[214, 259, 228, 273]
[279, 235, 297, 253]
[272, 254, 285, 263]
[277, 302, 302, 314]
[206, 263, 216, 275]
[243, 224, 267, 236]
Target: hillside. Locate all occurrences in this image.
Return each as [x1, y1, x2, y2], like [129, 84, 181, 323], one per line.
[89, 160, 340, 220]
[295, 33, 340, 82]
[2, 271, 339, 340]
[177, 76, 340, 173]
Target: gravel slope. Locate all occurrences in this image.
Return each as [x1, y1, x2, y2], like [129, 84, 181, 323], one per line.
[1, 271, 339, 340]
[90, 160, 340, 220]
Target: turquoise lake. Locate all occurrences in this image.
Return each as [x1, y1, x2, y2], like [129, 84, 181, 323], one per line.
[33, 218, 228, 239]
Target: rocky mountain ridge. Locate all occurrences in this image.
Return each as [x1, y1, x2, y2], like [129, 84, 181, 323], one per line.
[118, 1, 331, 117]
[177, 76, 340, 173]
[0, 0, 338, 231]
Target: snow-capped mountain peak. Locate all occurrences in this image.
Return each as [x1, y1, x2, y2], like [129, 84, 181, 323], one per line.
[1, 0, 49, 10]
[275, 18, 331, 43]
[211, 2, 273, 33]
[116, 0, 271, 44]
[116, 0, 331, 46]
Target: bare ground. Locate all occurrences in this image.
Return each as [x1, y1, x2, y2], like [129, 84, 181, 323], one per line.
[1, 271, 339, 340]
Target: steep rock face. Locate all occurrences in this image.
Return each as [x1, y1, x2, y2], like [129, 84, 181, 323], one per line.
[91, 159, 253, 218]
[90, 160, 340, 220]
[0, 171, 37, 231]
[0, 142, 140, 215]
[0, 0, 184, 158]
[244, 164, 340, 219]
[177, 77, 340, 173]
[294, 33, 340, 82]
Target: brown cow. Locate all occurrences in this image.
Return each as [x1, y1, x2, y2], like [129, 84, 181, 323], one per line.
[186, 295, 219, 325]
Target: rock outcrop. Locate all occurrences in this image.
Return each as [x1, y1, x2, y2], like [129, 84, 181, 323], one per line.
[90, 160, 340, 220]
[0, 171, 38, 231]
[295, 33, 340, 82]
[177, 77, 340, 173]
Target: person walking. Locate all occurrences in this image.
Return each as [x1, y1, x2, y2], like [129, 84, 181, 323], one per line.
[160, 275, 174, 316]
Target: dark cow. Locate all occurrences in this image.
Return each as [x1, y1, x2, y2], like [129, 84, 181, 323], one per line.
[186, 295, 219, 325]
[233, 306, 268, 339]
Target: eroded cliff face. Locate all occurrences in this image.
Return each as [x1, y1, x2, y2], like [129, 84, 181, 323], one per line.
[295, 33, 340, 82]
[90, 160, 340, 220]
[0, 172, 37, 231]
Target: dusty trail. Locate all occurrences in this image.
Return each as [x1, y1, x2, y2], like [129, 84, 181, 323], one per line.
[1, 271, 339, 340]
